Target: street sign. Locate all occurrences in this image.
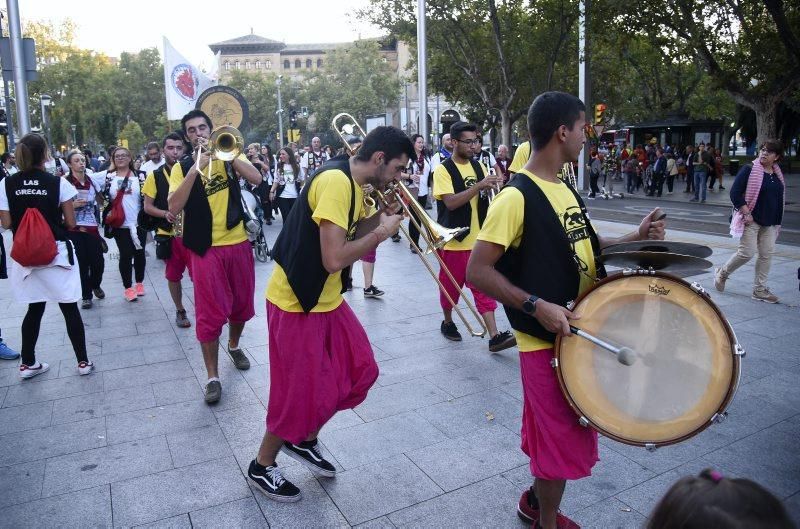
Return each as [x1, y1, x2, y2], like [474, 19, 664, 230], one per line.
[0, 37, 37, 82]
[593, 124, 605, 137]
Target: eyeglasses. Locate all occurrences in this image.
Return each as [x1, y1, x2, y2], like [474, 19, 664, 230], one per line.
[456, 139, 482, 146]
[759, 148, 775, 154]
[114, 154, 130, 159]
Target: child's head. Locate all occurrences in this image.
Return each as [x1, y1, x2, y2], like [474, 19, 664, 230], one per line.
[647, 469, 795, 529]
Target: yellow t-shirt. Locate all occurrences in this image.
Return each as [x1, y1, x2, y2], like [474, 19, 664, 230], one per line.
[266, 169, 365, 313]
[477, 169, 597, 352]
[432, 159, 487, 251]
[141, 171, 173, 236]
[168, 154, 249, 246]
[509, 141, 531, 173]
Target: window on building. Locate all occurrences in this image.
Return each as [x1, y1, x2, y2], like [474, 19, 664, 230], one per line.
[245, 60, 251, 69]
[294, 59, 301, 68]
[306, 59, 312, 68]
[266, 59, 272, 69]
[317, 58, 323, 68]
[255, 60, 261, 69]
[235, 61, 241, 70]
[284, 59, 290, 69]
[224, 61, 230, 71]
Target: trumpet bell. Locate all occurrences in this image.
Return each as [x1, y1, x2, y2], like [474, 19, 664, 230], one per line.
[210, 126, 244, 162]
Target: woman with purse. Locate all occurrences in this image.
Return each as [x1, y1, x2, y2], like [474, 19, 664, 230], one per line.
[103, 147, 147, 302]
[404, 134, 432, 252]
[269, 147, 303, 223]
[65, 150, 107, 308]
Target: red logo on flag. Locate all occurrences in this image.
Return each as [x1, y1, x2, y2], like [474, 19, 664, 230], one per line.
[171, 64, 198, 101]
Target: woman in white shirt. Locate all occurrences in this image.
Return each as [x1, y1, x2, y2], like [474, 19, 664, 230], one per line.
[103, 147, 147, 302]
[404, 134, 432, 252]
[269, 147, 304, 223]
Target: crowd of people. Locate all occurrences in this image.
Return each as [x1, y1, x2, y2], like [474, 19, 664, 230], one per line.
[0, 95, 792, 527]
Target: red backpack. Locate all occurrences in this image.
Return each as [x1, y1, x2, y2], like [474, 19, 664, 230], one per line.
[10, 208, 58, 267]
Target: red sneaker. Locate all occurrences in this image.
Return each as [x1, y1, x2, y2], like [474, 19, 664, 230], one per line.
[517, 487, 581, 529]
[135, 283, 145, 296]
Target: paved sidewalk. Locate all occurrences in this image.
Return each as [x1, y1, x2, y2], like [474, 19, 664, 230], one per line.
[0, 218, 798, 528]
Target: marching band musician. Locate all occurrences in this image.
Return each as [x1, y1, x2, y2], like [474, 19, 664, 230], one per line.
[168, 110, 263, 404]
[247, 126, 413, 502]
[467, 92, 666, 529]
[433, 121, 516, 353]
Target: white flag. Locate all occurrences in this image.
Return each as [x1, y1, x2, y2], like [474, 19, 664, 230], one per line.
[163, 37, 216, 120]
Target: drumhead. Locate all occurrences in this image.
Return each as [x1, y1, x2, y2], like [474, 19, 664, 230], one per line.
[555, 273, 739, 447]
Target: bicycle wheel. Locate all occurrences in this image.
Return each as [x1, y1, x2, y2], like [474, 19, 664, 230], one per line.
[255, 232, 270, 262]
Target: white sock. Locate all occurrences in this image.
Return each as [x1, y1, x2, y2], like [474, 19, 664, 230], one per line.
[207, 377, 220, 384]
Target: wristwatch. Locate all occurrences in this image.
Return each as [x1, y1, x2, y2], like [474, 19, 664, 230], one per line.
[522, 295, 539, 315]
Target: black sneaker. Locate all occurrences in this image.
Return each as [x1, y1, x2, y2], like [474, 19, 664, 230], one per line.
[441, 320, 462, 342]
[247, 460, 302, 502]
[363, 285, 385, 298]
[227, 346, 251, 370]
[391, 233, 401, 242]
[204, 380, 222, 404]
[281, 440, 337, 478]
[92, 287, 106, 299]
[81, 299, 93, 309]
[489, 330, 517, 352]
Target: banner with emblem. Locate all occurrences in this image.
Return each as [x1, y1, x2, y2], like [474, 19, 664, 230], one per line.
[162, 37, 217, 120]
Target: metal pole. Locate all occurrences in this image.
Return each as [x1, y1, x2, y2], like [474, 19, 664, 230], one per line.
[403, 82, 410, 133]
[416, 0, 428, 148]
[435, 93, 440, 149]
[0, 14, 16, 150]
[276, 75, 284, 147]
[577, 0, 586, 190]
[6, 0, 30, 134]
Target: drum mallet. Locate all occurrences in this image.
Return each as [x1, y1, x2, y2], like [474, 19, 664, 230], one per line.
[569, 326, 637, 366]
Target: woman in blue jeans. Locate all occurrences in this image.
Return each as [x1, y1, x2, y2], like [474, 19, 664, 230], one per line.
[691, 145, 711, 202]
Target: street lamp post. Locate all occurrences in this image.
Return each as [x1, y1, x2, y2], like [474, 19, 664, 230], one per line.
[40, 94, 53, 152]
[70, 124, 77, 148]
[275, 75, 284, 148]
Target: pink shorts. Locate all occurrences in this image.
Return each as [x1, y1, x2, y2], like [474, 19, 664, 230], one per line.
[190, 241, 255, 342]
[437, 249, 497, 313]
[165, 237, 192, 283]
[361, 248, 376, 264]
[520, 348, 598, 480]
[266, 301, 378, 445]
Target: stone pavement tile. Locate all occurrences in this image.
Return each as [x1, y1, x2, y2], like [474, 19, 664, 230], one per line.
[136, 319, 174, 335]
[141, 344, 188, 364]
[322, 412, 448, 470]
[615, 459, 722, 517]
[244, 346, 268, 366]
[105, 400, 216, 444]
[322, 409, 365, 433]
[415, 388, 521, 439]
[151, 376, 203, 406]
[41, 435, 173, 497]
[32, 331, 67, 347]
[0, 484, 112, 529]
[57, 349, 147, 378]
[499, 377, 523, 402]
[52, 385, 156, 425]
[133, 514, 192, 529]
[3, 372, 104, 407]
[375, 351, 461, 387]
[763, 330, 800, 355]
[703, 423, 800, 498]
[406, 426, 528, 492]
[101, 309, 171, 330]
[571, 497, 647, 529]
[207, 377, 261, 412]
[250, 464, 349, 528]
[240, 362, 269, 390]
[214, 403, 266, 450]
[713, 393, 797, 441]
[353, 516, 396, 528]
[0, 417, 106, 467]
[0, 460, 45, 509]
[84, 322, 139, 342]
[733, 313, 800, 339]
[424, 360, 520, 398]
[786, 492, 800, 527]
[387, 475, 521, 528]
[111, 457, 251, 527]
[190, 497, 268, 528]
[0, 401, 53, 435]
[321, 454, 442, 525]
[102, 359, 194, 391]
[375, 330, 475, 360]
[166, 424, 233, 468]
[101, 331, 179, 355]
[355, 379, 452, 422]
[738, 365, 800, 410]
[0, 385, 6, 406]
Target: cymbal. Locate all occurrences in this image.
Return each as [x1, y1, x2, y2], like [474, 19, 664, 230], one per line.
[598, 251, 714, 273]
[602, 240, 713, 258]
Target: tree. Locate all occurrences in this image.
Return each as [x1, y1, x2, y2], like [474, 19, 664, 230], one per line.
[605, 0, 800, 145]
[115, 48, 166, 139]
[118, 121, 146, 154]
[359, 0, 579, 147]
[226, 70, 281, 145]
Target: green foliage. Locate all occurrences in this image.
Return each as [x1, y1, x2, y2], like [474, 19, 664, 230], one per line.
[118, 121, 146, 154]
[226, 70, 281, 144]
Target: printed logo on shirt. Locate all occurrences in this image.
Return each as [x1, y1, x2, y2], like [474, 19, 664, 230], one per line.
[116, 179, 133, 194]
[562, 206, 590, 245]
[463, 173, 478, 188]
[205, 174, 229, 197]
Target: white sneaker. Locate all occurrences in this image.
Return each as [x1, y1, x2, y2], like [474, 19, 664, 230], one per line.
[19, 362, 50, 380]
[714, 268, 727, 292]
[78, 361, 95, 376]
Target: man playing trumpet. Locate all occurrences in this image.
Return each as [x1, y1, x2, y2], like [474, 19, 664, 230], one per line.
[168, 110, 263, 404]
[247, 126, 413, 502]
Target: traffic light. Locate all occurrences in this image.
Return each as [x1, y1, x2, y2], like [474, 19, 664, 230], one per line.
[289, 109, 298, 127]
[594, 103, 607, 125]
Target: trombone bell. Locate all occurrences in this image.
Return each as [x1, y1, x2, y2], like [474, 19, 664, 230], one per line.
[210, 126, 244, 162]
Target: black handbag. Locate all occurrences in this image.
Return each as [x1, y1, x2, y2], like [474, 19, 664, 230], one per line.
[155, 234, 173, 260]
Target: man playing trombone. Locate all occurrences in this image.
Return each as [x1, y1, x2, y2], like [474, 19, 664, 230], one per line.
[247, 126, 413, 502]
[434, 121, 516, 352]
[168, 110, 263, 404]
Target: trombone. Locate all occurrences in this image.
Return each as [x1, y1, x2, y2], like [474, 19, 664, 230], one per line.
[194, 126, 244, 185]
[332, 113, 489, 338]
[560, 161, 577, 188]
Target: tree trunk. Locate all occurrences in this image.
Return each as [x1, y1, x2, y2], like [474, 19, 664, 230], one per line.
[754, 98, 779, 146]
[500, 108, 512, 150]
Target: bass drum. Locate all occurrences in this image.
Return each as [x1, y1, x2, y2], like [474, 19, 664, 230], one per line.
[554, 271, 743, 448]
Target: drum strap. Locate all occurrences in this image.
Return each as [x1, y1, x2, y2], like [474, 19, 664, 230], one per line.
[565, 184, 607, 281]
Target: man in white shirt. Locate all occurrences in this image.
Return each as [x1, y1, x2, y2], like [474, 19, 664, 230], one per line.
[140, 142, 165, 174]
[430, 133, 454, 172]
[299, 136, 328, 178]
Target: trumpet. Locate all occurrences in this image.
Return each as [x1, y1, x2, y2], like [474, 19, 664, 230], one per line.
[560, 161, 577, 188]
[194, 126, 244, 185]
[332, 113, 489, 337]
[481, 168, 502, 203]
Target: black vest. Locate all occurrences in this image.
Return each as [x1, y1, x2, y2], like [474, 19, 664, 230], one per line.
[180, 158, 244, 256]
[271, 159, 356, 313]
[497, 174, 605, 343]
[4, 170, 67, 240]
[436, 158, 489, 241]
